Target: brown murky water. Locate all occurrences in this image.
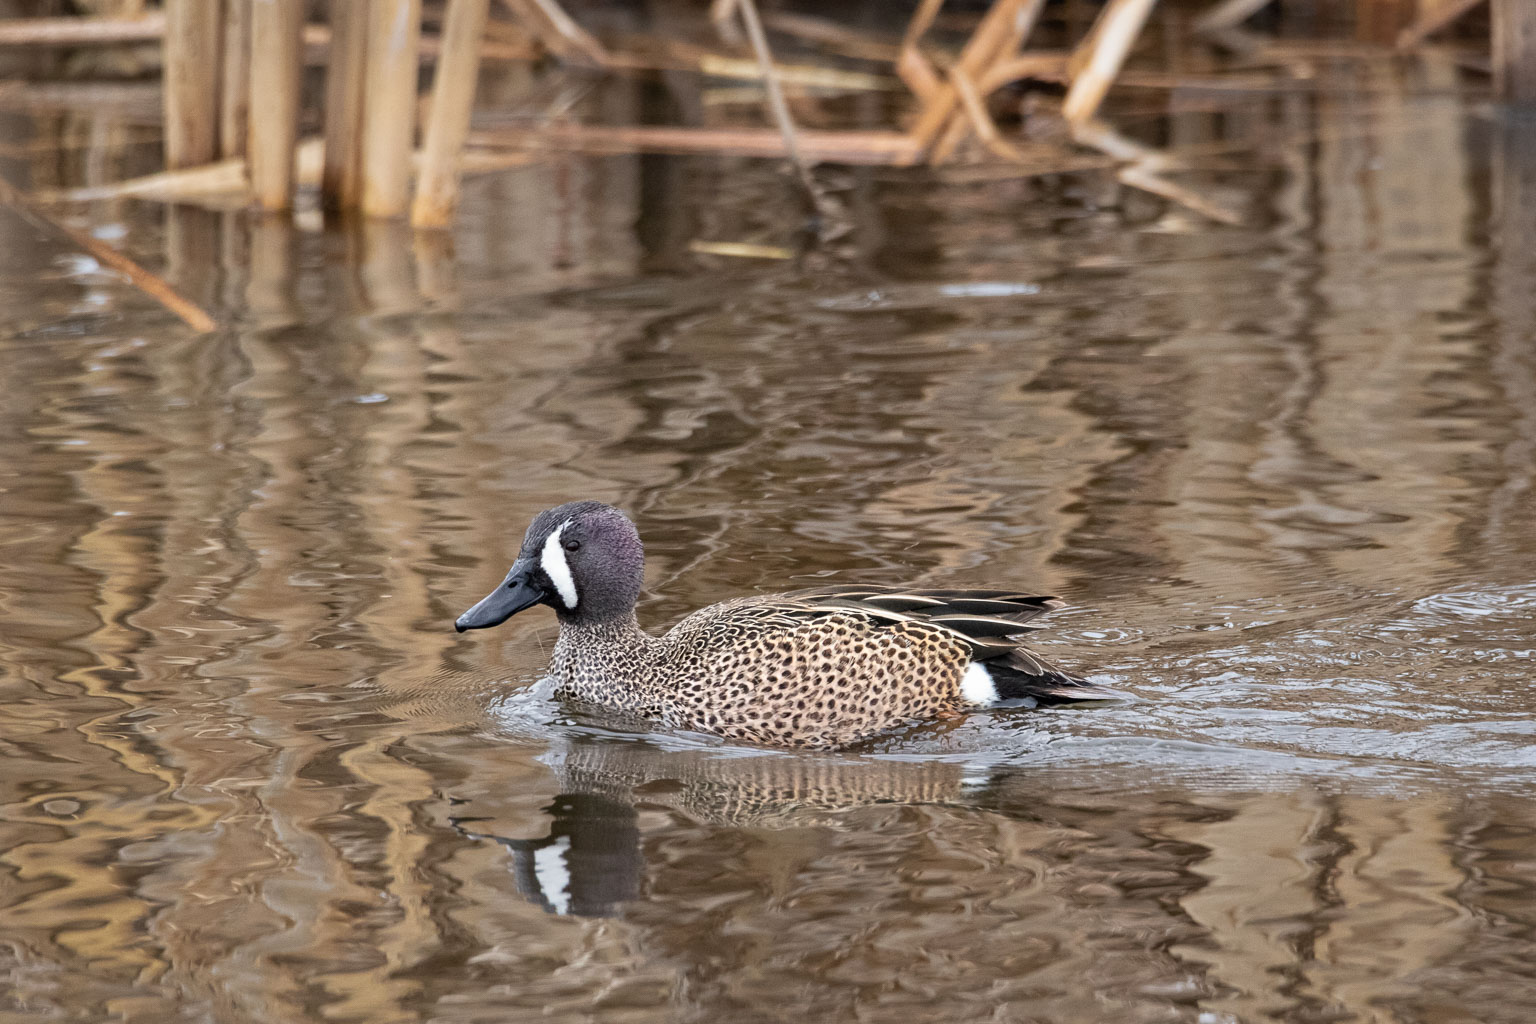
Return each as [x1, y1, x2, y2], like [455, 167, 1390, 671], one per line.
[4, 61, 1536, 1024]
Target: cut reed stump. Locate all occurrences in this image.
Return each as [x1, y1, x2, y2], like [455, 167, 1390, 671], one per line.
[1493, 0, 1536, 103]
[362, 0, 423, 218]
[249, 0, 305, 210]
[323, 0, 370, 213]
[412, 0, 490, 227]
[219, 0, 252, 159]
[162, 0, 220, 168]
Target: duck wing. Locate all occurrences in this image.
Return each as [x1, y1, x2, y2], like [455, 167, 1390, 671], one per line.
[786, 583, 1058, 628]
[781, 584, 1126, 704]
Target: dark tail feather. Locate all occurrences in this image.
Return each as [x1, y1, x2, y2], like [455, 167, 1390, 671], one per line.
[987, 649, 1132, 705]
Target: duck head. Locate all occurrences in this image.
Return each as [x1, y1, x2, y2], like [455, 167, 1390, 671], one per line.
[455, 501, 645, 631]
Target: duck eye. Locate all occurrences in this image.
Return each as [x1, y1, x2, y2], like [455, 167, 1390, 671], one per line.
[563, 538, 581, 552]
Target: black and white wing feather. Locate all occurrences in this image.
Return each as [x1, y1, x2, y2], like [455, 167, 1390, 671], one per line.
[783, 584, 1126, 703]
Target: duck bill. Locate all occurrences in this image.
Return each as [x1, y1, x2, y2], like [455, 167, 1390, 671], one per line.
[455, 560, 546, 632]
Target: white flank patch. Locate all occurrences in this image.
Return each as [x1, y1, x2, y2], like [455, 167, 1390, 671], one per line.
[960, 662, 999, 705]
[533, 836, 572, 915]
[959, 771, 991, 791]
[541, 521, 579, 609]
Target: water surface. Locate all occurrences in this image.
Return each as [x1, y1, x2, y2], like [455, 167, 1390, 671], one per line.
[2, 64, 1536, 1023]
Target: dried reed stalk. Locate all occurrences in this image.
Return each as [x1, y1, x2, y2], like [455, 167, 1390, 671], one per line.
[248, 0, 304, 210]
[709, 0, 743, 45]
[764, 12, 902, 62]
[1062, 0, 1159, 127]
[1493, 0, 1536, 102]
[0, 13, 163, 45]
[0, 175, 216, 332]
[734, 0, 818, 202]
[696, 54, 897, 92]
[948, 68, 1025, 162]
[499, 0, 608, 66]
[978, 52, 1069, 91]
[361, 0, 422, 217]
[219, 0, 252, 159]
[322, 0, 369, 211]
[1396, 0, 1486, 50]
[906, 0, 1038, 154]
[162, 0, 220, 168]
[1071, 119, 1244, 225]
[689, 240, 794, 259]
[1118, 164, 1244, 225]
[0, 12, 528, 62]
[50, 137, 537, 203]
[604, 32, 897, 89]
[930, 0, 1046, 163]
[471, 124, 920, 164]
[901, 0, 945, 53]
[1194, 0, 1276, 32]
[413, 0, 491, 227]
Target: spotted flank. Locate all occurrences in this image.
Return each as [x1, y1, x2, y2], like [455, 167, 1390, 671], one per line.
[456, 501, 1125, 749]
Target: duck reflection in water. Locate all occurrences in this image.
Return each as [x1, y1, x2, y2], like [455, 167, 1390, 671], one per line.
[455, 791, 643, 918]
[446, 731, 993, 919]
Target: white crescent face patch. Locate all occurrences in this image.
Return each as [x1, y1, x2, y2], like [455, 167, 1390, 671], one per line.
[541, 521, 579, 609]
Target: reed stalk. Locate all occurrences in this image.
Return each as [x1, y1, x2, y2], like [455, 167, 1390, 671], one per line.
[412, 0, 490, 227]
[219, 0, 251, 159]
[248, 0, 304, 210]
[361, 0, 422, 217]
[1062, 0, 1159, 127]
[1493, 0, 1536, 103]
[163, 0, 220, 169]
[323, 0, 370, 212]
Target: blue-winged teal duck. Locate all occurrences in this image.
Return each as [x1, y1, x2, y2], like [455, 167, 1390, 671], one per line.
[455, 501, 1119, 749]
